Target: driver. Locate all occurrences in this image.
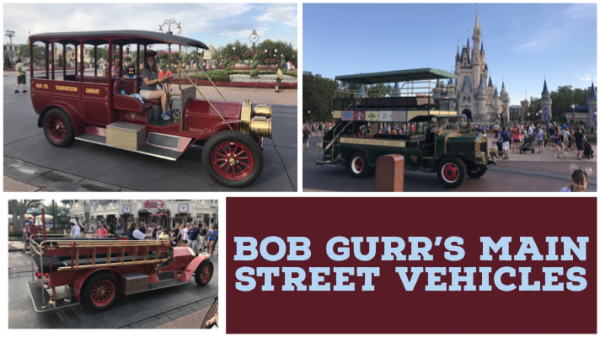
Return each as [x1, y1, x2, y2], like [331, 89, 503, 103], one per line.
[140, 51, 172, 121]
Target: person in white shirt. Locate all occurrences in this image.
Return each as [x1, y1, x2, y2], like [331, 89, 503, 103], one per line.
[70, 219, 80, 238]
[126, 222, 152, 240]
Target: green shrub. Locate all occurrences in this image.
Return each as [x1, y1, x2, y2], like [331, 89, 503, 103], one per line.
[249, 69, 260, 77]
[587, 134, 596, 143]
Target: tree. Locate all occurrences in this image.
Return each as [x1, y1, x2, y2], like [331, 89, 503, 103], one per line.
[256, 39, 297, 63]
[88, 46, 109, 63]
[9, 200, 43, 230]
[57, 54, 63, 67]
[303, 71, 339, 122]
[4, 53, 12, 69]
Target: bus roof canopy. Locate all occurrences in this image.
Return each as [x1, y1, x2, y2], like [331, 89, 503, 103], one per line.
[335, 68, 457, 84]
[29, 30, 208, 49]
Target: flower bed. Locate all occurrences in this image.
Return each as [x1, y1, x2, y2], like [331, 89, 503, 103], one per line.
[228, 66, 252, 70]
[173, 78, 297, 89]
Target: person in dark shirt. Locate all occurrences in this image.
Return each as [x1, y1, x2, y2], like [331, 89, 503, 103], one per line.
[199, 224, 208, 251]
[573, 127, 586, 159]
[500, 127, 511, 160]
[187, 224, 200, 254]
[303, 126, 310, 150]
[127, 62, 135, 78]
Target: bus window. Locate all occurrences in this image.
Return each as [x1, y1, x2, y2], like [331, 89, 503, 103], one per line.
[31, 41, 48, 79]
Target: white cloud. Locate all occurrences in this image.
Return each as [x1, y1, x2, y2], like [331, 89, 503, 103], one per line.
[256, 5, 297, 27]
[576, 73, 594, 82]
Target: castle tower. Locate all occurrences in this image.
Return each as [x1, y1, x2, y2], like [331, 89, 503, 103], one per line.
[493, 84, 500, 113]
[588, 80, 597, 129]
[501, 80, 510, 123]
[471, 9, 481, 91]
[477, 74, 487, 119]
[540, 78, 552, 122]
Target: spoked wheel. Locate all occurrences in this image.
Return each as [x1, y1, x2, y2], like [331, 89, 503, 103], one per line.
[347, 152, 370, 178]
[436, 157, 466, 188]
[195, 260, 214, 286]
[43, 108, 74, 147]
[202, 131, 263, 187]
[81, 272, 119, 312]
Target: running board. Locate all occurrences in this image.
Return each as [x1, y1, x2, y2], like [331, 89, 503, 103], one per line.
[146, 278, 187, 291]
[27, 280, 80, 312]
[316, 159, 344, 167]
[76, 133, 183, 161]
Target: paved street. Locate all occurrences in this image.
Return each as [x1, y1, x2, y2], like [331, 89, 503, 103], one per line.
[4, 72, 297, 191]
[303, 136, 597, 192]
[8, 246, 218, 329]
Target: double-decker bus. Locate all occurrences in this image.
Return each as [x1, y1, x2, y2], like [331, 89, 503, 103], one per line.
[316, 68, 494, 188]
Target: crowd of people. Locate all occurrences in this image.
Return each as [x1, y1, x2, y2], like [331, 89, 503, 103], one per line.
[67, 220, 219, 256]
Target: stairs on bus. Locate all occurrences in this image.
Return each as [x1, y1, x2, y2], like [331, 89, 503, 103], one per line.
[75, 122, 191, 161]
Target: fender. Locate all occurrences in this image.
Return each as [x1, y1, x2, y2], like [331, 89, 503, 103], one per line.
[73, 268, 122, 302]
[178, 255, 209, 283]
[37, 103, 86, 137]
[348, 147, 374, 167]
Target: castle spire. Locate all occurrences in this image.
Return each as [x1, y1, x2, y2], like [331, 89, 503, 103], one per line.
[474, 5, 481, 34]
[478, 74, 485, 89]
[588, 80, 597, 101]
[541, 79, 550, 96]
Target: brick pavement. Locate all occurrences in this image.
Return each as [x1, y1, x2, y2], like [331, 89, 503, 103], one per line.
[453, 169, 597, 192]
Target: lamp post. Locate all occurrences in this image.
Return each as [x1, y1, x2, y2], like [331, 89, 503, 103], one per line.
[5, 30, 15, 63]
[158, 19, 182, 70]
[249, 29, 259, 51]
[232, 47, 236, 64]
[571, 104, 576, 125]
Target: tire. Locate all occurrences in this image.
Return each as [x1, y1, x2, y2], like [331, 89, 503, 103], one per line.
[436, 156, 466, 188]
[194, 260, 214, 286]
[43, 108, 74, 147]
[80, 272, 120, 312]
[347, 152, 370, 178]
[466, 165, 487, 179]
[202, 131, 263, 188]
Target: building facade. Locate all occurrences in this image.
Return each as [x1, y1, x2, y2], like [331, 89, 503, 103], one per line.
[68, 200, 218, 232]
[454, 11, 510, 123]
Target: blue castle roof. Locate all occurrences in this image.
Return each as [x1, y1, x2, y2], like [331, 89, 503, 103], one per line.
[494, 86, 499, 98]
[461, 76, 472, 93]
[541, 79, 550, 95]
[478, 74, 486, 89]
[488, 76, 493, 87]
[589, 82, 597, 101]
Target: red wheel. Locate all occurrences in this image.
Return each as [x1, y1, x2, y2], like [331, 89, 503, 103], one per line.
[441, 163, 459, 183]
[211, 141, 255, 181]
[195, 260, 214, 286]
[202, 131, 264, 188]
[347, 152, 370, 178]
[43, 108, 74, 147]
[90, 280, 116, 307]
[352, 156, 364, 174]
[436, 157, 466, 188]
[47, 114, 67, 142]
[81, 272, 120, 312]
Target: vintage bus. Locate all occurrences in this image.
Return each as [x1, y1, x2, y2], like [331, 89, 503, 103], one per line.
[28, 30, 272, 188]
[316, 68, 494, 188]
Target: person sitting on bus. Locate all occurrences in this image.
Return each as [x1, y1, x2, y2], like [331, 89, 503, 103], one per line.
[140, 51, 172, 120]
[96, 219, 108, 238]
[356, 125, 365, 138]
[125, 222, 152, 240]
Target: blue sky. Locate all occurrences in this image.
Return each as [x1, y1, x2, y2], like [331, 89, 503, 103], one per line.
[304, 3, 597, 103]
[4, 3, 297, 49]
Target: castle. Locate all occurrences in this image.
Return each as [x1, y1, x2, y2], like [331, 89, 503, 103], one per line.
[453, 11, 510, 123]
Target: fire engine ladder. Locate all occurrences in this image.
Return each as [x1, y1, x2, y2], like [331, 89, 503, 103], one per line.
[54, 240, 171, 271]
[316, 120, 354, 167]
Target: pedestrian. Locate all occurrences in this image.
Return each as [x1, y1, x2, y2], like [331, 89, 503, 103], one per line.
[187, 223, 200, 255]
[70, 219, 80, 238]
[22, 221, 30, 253]
[274, 62, 282, 93]
[573, 126, 586, 160]
[513, 126, 521, 153]
[303, 125, 311, 151]
[147, 223, 155, 238]
[557, 129, 565, 158]
[560, 168, 590, 192]
[500, 127, 511, 160]
[200, 223, 208, 251]
[96, 219, 108, 238]
[14, 59, 27, 93]
[208, 224, 218, 256]
[182, 223, 189, 246]
[171, 222, 181, 247]
[116, 219, 123, 233]
[536, 125, 545, 154]
[158, 228, 170, 241]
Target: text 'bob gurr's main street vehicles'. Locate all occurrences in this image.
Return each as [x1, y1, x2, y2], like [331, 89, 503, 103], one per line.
[316, 68, 495, 188]
[27, 210, 214, 313]
[28, 30, 272, 187]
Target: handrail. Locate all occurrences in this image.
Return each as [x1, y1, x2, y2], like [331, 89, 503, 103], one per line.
[177, 65, 233, 130]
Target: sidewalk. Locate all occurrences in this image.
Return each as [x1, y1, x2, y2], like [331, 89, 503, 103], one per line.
[487, 136, 597, 163]
[155, 307, 211, 329]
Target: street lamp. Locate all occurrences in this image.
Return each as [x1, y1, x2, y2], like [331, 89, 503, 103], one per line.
[274, 48, 278, 63]
[158, 19, 182, 70]
[232, 46, 236, 63]
[5, 30, 15, 62]
[571, 104, 576, 125]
